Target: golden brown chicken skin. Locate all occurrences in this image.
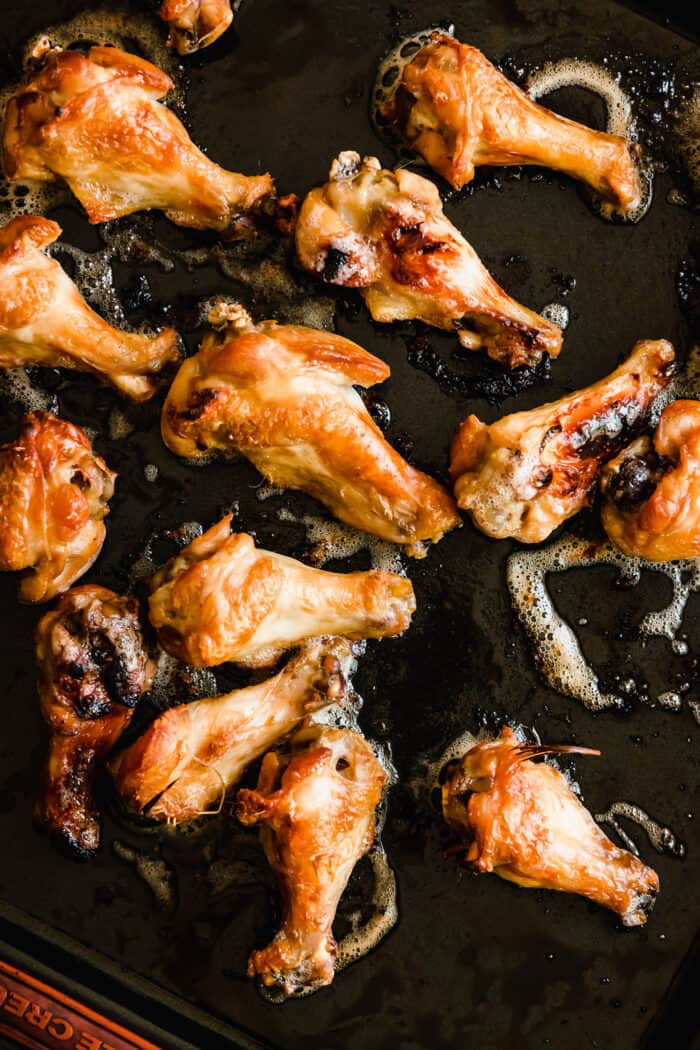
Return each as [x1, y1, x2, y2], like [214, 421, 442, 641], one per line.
[162, 302, 460, 555]
[380, 33, 642, 219]
[159, 0, 233, 54]
[148, 515, 415, 667]
[450, 339, 676, 543]
[35, 585, 155, 856]
[111, 636, 355, 823]
[442, 727, 659, 925]
[237, 724, 387, 997]
[0, 413, 116, 602]
[295, 151, 562, 369]
[600, 399, 700, 561]
[3, 46, 273, 231]
[0, 215, 180, 401]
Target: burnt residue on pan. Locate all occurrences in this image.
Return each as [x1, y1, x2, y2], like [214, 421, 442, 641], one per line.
[0, 0, 698, 1048]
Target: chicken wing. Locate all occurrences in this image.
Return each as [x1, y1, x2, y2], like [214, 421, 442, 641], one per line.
[237, 724, 387, 996]
[0, 215, 180, 401]
[35, 585, 155, 856]
[450, 339, 675, 543]
[442, 726, 659, 925]
[0, 412, 116, 602]
[111, 636, 355, 823]
[148, 514, 415, 667]
[295, 151, 562, 369]
[159, 0, 233, 54]
[379, 33, 642, 219]
[162, 302, 460, 554]
[3, 46, 273, 231]
[600, 399, 700, 561]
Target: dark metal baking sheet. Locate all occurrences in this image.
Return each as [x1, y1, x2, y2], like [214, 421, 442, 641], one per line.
[0, 1, 698, 1048]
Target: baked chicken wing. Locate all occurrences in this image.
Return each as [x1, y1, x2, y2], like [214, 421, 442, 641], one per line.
[442, 726, 659, 925]
[0, 215, 180, 401]
[237, 724, 387, 996]
[600, 399, 700, 561]
[35, 585, 155, 856]
[161, 302, 460, 554]
[111, 636, 355, 823]
[295, 151, 562, 369]
[3, 46, 273, 231]
[0, 412, 115, 602]
[450, 339, 675, 543]
[379, 33, 642, 219]
[159, 0, 233, 54]
[148, 514, 415, 667]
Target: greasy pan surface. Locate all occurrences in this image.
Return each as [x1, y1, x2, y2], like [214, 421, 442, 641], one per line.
[0, 0, 698, 1047]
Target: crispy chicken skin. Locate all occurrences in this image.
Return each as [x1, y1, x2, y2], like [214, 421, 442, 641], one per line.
[0, 413, 116, 602]
[111, 637, 355, 823]
[237, 724, 387, 996]
[380, 33, 642, 219]
[159, 0, 233, 54]
[35, 585, 155, 856]
[450, 339, 675, 543]
[3, 46, 273, 231]
[0, 215, 180, 400]
[148, 515, 415, 667]
[442, 727, 659, 925]
[161, 302, 460, 554]
[600, 399, 700, 560]
[295, 151, 562, 369]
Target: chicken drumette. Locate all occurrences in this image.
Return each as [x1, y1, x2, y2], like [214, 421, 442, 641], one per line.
[450, 339, 675, 542]
[3, 45, 273, 232]
[442, 726, 659, 925]
[295, 151, 562, 369]
[111, 637, 356, 823]
[0, 215, 180, 400]
[237, 724, 387, 997]
[600, 398, 700, 561]
[159, 0, 233, 54]
[148, 515, 415, 667]
[379, 33, 642, 219]
[35, 585, 155, 856]
[0, 412, 116, 602]
[162, 302, 460, 554]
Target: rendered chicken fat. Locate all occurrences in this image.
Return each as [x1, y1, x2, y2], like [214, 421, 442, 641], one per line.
[442, 727, 659, 925]
[295, 151, 562, 369]
[162, 302, 460, 554]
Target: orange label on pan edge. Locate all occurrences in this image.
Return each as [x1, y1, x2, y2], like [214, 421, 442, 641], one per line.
[0, 961, 161, 1050]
